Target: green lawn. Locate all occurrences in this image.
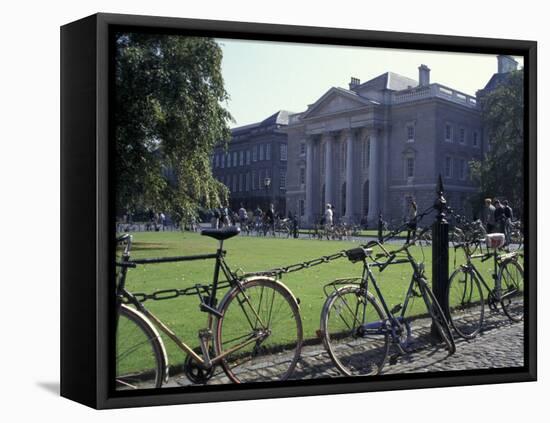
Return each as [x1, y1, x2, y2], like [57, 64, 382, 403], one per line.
[117, 230, 496, 368]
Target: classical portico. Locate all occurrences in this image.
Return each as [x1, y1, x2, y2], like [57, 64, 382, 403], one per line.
[285, 64, 486, 227]
[302, 122, 382, 225]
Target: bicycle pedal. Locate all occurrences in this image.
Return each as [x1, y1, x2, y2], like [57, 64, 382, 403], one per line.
[390, 304, 403, 314]
[389, 354, 400, 365]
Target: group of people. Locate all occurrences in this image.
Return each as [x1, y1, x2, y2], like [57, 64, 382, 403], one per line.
[480, 198, 515, 243]
[210, 204, 298, 237]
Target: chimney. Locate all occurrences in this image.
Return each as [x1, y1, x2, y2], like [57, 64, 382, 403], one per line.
[418, 64, 430, 87]
[349, 77, 360, 90]
[497, 55, 518, 74]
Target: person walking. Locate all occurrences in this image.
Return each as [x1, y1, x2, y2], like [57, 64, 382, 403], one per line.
[494, 199, 506, 234]
[378, 212, 385, 244]
[324, 203, 334, 230]
[238, 203, 247, 229]
[503, 200, 514, 245]
[265, 203, 276, 236]
[405, 200, 417, 244]
[480, 198, 496, 233]
[253, 205, 262, 233]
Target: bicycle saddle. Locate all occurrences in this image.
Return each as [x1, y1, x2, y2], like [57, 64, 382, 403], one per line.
[201, 226, 241, 241]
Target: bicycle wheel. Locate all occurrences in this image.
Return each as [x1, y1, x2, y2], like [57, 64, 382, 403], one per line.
[447, 267, 484, 339]
[215, 278, 303, 383]
[321, 285, 389, 376]
[116, 304, 167, 390]
[498, 259, 524, 322]
[418, 279, 456, 354]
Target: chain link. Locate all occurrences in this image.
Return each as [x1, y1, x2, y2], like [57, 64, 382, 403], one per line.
[241, 250, 348, 278]
[123, 250, 350, 303]
[123, 281, 232, 304]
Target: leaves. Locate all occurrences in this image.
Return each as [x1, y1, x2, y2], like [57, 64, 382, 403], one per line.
[469, 70, 524, 216]
[114, 33, 232, 221]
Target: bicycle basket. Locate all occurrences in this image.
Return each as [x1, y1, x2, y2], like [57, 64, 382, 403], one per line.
[486, 233, 505, 249]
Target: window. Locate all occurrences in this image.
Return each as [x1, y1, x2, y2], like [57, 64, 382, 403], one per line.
[239, 151, 244, 166]
[280, 144, 288, 161]
[341, 141, 347, 171]
[362, 137, 371, 169]
[300, 167, 305, 185]
[459, 127, 466, 144]
[221, 154, 226, 168]
[407, 125, 415, 142]
[246, 150, 251, 165]
[299, 199, 305, 217]
[233, 152, 238, 167]
[445, 124, 453, 142]
[299, 142, 306, 155]
[266, 143, 271, 160]
[232, 174, 237, 192]
[252, 147, 257, 162]
[458, 159, 466, 180]
[258, 169, 264, 189]
[473, 131, 479, 148]
[280, 171, 286, 190]
[252, 170, 257, 190]
[245, 172, 250, 191]
[445, 156, 453, 178]
[406, 157, 415, 178]
[259, 144, 265, 161]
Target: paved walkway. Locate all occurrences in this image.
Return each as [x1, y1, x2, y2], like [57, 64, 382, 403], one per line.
[166, 308, 523, 387]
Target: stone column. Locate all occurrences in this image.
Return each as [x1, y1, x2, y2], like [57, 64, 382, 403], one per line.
[324, 132, 334, 208]
[305, 136, 315, 224]
[367, 130, 379, 223]
[345, 130, 355, 223]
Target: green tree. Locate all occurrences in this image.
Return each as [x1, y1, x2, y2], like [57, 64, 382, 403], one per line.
[470, 70, 524, 216]
[114, 33, 232, 222]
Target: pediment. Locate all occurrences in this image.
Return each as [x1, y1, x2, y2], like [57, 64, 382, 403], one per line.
[301, 88, 372, 120]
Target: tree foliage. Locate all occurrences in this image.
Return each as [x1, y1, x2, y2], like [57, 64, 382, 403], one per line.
[114, 33, 232, 221]
[470, 70, 524, 216]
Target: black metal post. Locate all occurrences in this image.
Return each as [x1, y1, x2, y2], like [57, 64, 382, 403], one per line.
[431, 175, 450, 338]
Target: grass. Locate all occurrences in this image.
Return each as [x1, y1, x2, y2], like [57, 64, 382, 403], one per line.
[117, 230, 497, 371]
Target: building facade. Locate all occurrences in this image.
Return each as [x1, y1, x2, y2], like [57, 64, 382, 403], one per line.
[212, 111, 290, 214]
[283, 57, 516, 226]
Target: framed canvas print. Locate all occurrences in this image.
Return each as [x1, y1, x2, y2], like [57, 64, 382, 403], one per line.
[60, 13, 537, 409]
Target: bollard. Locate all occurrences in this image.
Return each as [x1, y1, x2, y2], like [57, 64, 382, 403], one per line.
[431, 175, 450, 339]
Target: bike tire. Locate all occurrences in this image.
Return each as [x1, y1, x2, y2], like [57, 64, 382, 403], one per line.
[215, 277, 303, 383]
[447, 267, 484, 339]
[115, 304, 168, 390]
[320, 285, 389, 376]
[498, 259, 524, 322]
[419, 279, 456, 354]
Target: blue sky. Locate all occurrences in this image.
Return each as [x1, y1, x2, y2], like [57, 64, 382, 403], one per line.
[217, 38, 523, 128]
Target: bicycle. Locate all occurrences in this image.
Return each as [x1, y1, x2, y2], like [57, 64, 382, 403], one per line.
[115, 227, 303, 390]
[446, 233, 524, 339]
[319, 226, 455, 377]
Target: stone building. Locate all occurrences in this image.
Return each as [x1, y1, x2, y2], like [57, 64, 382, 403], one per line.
[211, 111, 290, 214]
[282, 58, 516, 226]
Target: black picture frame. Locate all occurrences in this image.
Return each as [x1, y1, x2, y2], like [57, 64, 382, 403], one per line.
[61, 12, 537, 409]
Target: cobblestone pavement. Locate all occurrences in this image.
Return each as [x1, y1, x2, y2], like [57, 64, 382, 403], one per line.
[164, 308, 524, 388]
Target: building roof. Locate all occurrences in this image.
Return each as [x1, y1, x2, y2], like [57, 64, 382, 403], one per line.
[481, 72, 510, 93]
[231, 110, 292, 135]
[356, 72, 418, 92]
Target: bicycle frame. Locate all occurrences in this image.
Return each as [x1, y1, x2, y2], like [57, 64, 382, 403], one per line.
[115, 236, 267, 368]
[457, 245, 519, 302]
[356, 248, 424, 338]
